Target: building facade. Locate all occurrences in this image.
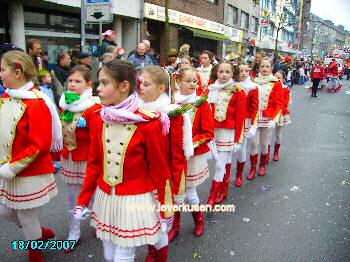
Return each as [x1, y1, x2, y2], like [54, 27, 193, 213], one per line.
[1, 0, 141, 63]
[258, 0, 300, 55]
[299, 0, 311, 51]
[304, 13, 347, 57]
[142, 0, 226, 64]
[223, 0, 260, 57]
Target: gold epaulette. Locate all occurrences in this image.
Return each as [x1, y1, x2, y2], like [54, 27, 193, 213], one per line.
[32, 89, 43, 99]
[138, 108, 157, 119]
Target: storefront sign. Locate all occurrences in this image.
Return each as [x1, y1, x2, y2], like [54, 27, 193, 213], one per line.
[144, 3, 225, 34]
[224, 26, 243, 43]
[260, 18, 269, 27]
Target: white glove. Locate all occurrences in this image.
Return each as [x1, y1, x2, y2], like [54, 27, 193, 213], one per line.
[73, 206, 91, 220]
[232, 143, 242, 153]
[174, 194, 186, 205]
[160, 217, 174, 233]
[0, 163, 16, 180]
[267, 120, 276, 129]
[246, 125, 258, 138]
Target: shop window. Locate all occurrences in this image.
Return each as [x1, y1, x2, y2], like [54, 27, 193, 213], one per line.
[241, 11, 249, 31]
[228, 5, 238, 26]
[24, 11, 46, 25]
[251, 17, 258, 33]
[50, 15, 79, 29]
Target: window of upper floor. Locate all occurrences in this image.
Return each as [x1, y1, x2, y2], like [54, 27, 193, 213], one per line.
[227, 4, 238, 26]
[251, 16, 259, 33]
[241, 11, 249, 30]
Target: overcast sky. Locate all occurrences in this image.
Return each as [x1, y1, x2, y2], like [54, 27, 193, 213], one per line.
[310, 0, 350, 31]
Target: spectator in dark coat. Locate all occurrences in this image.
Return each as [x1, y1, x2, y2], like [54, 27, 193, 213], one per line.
[54, 52, 71, 86]
[100, 30, 117, 56]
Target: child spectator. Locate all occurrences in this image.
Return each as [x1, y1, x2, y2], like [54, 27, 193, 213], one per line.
[38, 69, 55, 105]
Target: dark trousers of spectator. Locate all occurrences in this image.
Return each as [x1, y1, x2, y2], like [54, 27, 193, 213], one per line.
[312, 78, 321, 97]
[346, 69, 350, 80]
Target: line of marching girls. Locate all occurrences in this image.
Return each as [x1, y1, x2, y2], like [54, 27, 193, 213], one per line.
[0, 48, 292, 262]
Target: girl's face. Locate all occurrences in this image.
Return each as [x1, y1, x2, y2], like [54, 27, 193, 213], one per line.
[217, 63, 233, 84]
[0, 60, 23, 89]
[67, 72, 91, 95]
[179, 71, 197, 96]
[259, 60, 272, 76]
[239, 65, 250, 81]
[180, 58, 191, 70]
[139, 72, 165, 102]
[274, 72, 284, 82]
[97, 69, 129, 106]
[256, 54, 262, 63]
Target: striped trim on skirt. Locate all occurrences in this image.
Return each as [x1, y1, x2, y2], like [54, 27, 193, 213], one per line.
[91, 188, 161, 248]
[215, 128, 236, 152]
[60, 153, 87, 184]
[186, 153, 209, 187]
[0, 174, 58, 210]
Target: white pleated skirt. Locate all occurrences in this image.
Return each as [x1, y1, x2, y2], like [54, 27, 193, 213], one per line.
[186, 153, 209, 187]
[60, 153, 87, 184]
[91, 188, 161, 248]
[277, 114, 291, 127]
[215, 128, 236, 152]
[257, 115, 271, 128]
[0, 174, 58, 210]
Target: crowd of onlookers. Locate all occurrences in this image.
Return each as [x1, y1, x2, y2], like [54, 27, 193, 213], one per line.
[1, 29, 349, 100]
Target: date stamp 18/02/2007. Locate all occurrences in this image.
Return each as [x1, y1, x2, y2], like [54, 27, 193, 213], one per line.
[12, 240, 77, 250]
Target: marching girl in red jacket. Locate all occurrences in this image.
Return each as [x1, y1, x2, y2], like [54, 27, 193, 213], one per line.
[175, 67, 214, 237]
[207, 61, 246, 206]
[74, 60, 174, 262]
[139, 66, 194, 249]
[59, 65, 101, 250]
[248, 58, 284, 180]
[0, 51, 62, 262]
[231, 64, 259, 187]
[271, 70, 292, 161]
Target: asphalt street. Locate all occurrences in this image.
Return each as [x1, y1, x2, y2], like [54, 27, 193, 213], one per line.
[1, 80, 350, 262]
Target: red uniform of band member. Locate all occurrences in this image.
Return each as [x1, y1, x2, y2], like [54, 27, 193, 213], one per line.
[0, 51, 62, 262]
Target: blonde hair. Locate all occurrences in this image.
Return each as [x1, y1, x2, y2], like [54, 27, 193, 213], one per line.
[177, 67, 197, 82]
[143, 66, 175, 102]
[1, 51, 37, 82]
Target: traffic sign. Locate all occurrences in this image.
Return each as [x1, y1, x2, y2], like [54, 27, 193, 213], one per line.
[85, 0, 112, 23]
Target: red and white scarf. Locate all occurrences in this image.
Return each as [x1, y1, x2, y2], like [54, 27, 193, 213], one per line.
[100, 92, 170, 135]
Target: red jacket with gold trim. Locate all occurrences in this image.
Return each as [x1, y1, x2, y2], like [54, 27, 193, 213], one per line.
[245, 87, 259, 126]
[282, 87, 291, 115]
[169, 114, 189, 197]
[192, 101, 214, 155]
[1, 92, 55, 177]
[61, 103, 102, 161]
[212, 89, 247, 143]
[77, 110, 174, 218]
[262, 80, 284, 122]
